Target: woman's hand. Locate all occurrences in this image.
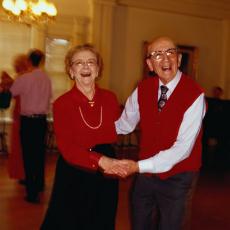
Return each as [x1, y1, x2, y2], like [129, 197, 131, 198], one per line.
[98, 156, 128, 178]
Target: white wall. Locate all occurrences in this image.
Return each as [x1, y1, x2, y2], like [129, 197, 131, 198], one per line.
[0, 0, 93, 120]
[1, 0, 230, 105]
[52, 0, 92, 18]
[110, 5, 224, 103]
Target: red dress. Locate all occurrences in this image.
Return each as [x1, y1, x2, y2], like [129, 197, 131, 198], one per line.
[8, 96, 25, 179]
[41, 85, 120, 229]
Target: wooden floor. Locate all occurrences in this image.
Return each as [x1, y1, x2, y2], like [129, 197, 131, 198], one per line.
[0, 151, 230, 230]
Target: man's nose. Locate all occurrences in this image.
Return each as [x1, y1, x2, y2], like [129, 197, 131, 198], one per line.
[161, 52, 170, 61]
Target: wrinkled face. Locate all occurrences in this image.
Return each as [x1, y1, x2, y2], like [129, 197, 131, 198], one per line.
[69, 50, 99, 87]
[146, 37, 182, 84]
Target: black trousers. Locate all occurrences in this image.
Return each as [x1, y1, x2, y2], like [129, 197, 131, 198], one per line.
[20, 116, 47, 199]
[41, 144, 119, 230]
[132, 172, 199, 230]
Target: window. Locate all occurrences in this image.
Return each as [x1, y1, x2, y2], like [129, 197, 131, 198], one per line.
[45, 37, 72, 101]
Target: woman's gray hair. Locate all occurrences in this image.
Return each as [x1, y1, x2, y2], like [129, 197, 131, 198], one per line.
[65, 44, 103, 78]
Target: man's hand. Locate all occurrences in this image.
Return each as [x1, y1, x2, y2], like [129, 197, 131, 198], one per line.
[119, 159, 139, 177]
[98, 156, 129, 178]
[98, 157, 140, 178]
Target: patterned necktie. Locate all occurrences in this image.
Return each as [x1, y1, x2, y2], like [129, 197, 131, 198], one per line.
[158, 85, 168, 112]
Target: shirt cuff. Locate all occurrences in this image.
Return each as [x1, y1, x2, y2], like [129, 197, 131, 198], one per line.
[89, 151, 102, 170]
[138, 159, 154, 173]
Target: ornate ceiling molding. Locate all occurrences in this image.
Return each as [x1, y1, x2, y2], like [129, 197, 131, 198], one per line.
[117, 0, 230, 20]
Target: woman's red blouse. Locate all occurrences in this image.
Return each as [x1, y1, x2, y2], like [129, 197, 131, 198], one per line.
[53, 85, 120, 171]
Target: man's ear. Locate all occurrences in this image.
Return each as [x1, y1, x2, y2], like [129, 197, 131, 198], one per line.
[177, 53, 182, 68]
[146, 58, 154, 72]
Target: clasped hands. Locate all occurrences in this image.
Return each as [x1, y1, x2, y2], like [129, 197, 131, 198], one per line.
[98, 156, 139, 178]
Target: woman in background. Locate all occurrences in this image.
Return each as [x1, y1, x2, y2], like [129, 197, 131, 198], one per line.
[8, 54, 30, 181]
[41, 44, 126, 230]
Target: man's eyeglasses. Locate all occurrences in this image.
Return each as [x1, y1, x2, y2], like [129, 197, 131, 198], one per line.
[147, 48, 178, 61]
[71, 59, 97, 68]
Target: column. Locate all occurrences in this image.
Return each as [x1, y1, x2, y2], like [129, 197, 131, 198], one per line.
[221, 20, 230, 99]
[92, 0, 117, 89]
[30, 25, 46, 51]
[72, 17, 90, 45]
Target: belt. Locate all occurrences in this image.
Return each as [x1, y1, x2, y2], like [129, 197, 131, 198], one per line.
[21, 114, 47, 119]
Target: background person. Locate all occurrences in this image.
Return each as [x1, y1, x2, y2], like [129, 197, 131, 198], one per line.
[10, 49, 52, 203]
[41, 44, 126, 230]
[115, 36, 206, 230]
[8, 54, 31, 181]
[0, 71, 13, 154]
[0, 71, 13, 109]
[0, 71, 13, 93]
[202, 86, 226, 171]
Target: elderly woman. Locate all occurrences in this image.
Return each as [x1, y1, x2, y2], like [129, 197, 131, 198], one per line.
[41, 44, 126, 230]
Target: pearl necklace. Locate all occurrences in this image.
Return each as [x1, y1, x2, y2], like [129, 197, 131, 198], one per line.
[78, 106, 103, 129]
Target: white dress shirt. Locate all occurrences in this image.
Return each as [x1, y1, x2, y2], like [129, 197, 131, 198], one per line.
[115, 71, 206, 173]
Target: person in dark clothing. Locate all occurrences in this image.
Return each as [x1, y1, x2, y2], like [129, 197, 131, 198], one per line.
[10, 49, 52, 203]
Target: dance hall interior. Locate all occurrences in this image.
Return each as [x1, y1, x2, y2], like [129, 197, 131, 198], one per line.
[0, 0, 230, 229]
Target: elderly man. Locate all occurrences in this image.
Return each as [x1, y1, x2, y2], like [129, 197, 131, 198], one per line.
[115, 36, 206, 230]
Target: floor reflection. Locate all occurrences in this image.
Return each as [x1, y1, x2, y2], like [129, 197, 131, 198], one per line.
[0, 152, 230, 230]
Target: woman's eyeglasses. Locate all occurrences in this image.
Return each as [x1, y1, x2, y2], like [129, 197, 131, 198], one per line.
[71, 59, 97, 68]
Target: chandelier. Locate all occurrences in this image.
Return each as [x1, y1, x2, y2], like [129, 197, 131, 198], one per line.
[1, 0, 57, 24]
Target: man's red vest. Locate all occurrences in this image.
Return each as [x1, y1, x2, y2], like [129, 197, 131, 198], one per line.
[138, 74, 204, 179]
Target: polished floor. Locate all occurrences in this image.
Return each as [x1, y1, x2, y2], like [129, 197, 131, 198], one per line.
[0, 150, 230, 230]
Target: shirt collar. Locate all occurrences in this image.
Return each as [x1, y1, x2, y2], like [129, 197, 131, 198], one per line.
[159, 70, 182, 95]
[70, 84, 99, 104]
